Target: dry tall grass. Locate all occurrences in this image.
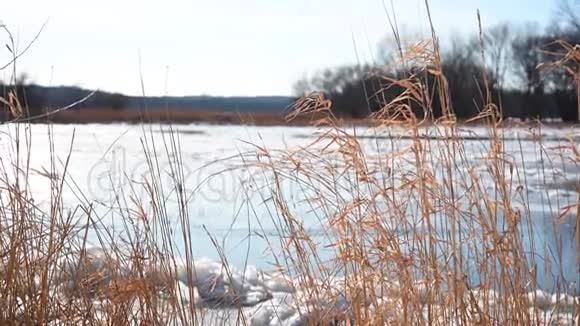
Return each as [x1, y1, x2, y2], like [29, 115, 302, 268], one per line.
[233, 12, 580, 326]
[0, 5, 579, 326]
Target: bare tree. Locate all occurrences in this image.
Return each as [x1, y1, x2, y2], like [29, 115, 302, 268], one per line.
[292, 78, 312, 97]
[557, 0, 580, 33]
[376, 25, 424, 66]
[512, 24, 545, 94]
[484, 23, 513, 89]
[511, 24, 548, 118]
[441, 35, 489, 118]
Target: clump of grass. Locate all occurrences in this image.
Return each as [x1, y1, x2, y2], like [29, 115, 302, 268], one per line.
[235, 10, 580, 326]
[0, 69, 242, 325]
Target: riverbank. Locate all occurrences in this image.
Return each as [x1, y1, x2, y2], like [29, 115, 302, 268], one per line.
[6, 106, 580, 129]
[22, 107, 328, 126]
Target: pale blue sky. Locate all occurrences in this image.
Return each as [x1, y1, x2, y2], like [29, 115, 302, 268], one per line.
[1, 0, 556, 96]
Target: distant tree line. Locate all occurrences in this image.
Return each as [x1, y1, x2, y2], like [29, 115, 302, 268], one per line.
[0, 80, 129, 121]
[0, 82, 292, 122]
[293, 1, 580, 122]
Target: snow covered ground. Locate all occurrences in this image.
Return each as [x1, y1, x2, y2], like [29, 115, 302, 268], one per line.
[47, 247, 577, 325]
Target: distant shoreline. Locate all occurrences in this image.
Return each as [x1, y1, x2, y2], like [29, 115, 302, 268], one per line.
[30, 107, 578, 126]
[4, 107, 578, 128]
[27, 107, 318, 126]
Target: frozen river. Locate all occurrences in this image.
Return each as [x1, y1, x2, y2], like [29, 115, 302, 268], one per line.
[0, 123, 577, 294]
